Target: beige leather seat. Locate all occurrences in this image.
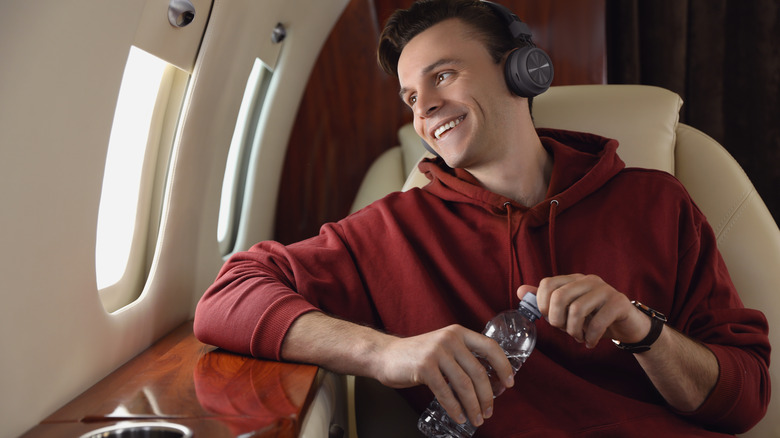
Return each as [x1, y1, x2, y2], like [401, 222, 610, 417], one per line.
[350, 123, 424, 213]
[348, 85, 780, 437]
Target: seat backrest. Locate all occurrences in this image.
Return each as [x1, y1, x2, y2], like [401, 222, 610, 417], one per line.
[673, 124, 780, 438]
[535, 88, 779, 438]
[396, 84, 780, 436]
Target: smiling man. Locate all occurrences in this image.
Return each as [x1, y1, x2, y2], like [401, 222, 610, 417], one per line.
[195, 1, 770, 435]
[396, 16, 551, 211]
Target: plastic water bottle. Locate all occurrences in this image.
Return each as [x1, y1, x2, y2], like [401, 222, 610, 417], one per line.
[417, 293, 542, 438]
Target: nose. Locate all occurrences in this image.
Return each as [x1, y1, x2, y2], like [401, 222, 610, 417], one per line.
[413, 88, 442, 119]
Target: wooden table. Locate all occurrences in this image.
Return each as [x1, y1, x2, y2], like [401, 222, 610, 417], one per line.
[21, 321, 320, 437]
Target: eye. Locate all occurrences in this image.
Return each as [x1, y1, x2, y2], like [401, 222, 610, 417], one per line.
[436, 72, 453, 84]
[408, 94, 417, 106]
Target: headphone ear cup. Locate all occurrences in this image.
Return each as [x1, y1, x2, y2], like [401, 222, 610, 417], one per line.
[504, 46, 554, 97]
[421, 139, 439, 157]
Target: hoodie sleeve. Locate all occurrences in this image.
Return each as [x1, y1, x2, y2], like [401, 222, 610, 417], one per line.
[670, 201, 771, 433]
[193, 222, 375, 360]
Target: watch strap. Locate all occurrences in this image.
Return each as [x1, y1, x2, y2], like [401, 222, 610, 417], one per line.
[613, 301, 667, 353]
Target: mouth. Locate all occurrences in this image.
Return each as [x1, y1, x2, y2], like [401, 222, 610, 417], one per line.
[432, 115, 465, 140]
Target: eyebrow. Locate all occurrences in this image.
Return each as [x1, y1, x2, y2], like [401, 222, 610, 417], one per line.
[398, 58, 463, 100]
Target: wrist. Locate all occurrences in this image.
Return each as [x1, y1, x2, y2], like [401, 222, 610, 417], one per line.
[362, 331, 395, 379]
[282, 311, 393, 377]
[613, 301, 667, 353]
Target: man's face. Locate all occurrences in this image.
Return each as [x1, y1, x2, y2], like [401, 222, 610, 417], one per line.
[397, 18, 519, 169]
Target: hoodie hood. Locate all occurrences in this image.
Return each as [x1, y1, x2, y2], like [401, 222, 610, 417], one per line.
[418, 128, 625, 227]
[418, 128, 625, 290]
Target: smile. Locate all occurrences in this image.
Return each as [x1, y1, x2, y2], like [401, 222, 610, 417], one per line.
[434, 116, 465, 139]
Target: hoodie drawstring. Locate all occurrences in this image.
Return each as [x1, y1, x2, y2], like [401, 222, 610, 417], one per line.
[549, 199, 560, 277]
[505, 199, 561, 307]
[503, 201, 515, 307]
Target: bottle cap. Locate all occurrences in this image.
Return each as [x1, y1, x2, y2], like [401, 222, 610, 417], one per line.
[519, 293, 542, 320]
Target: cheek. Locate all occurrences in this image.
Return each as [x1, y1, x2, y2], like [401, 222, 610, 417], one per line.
[413, 119, 426, 139]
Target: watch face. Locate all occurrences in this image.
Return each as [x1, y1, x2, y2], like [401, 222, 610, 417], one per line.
[612, 339, 649, 352]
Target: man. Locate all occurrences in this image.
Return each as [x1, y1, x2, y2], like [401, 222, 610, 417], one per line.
[195, 0, 770, 435]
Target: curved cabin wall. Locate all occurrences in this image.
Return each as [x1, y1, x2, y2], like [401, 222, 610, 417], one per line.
[0, 1, 349, 436]
[276, 0, 607, 244]
[0, 1, 210, 435]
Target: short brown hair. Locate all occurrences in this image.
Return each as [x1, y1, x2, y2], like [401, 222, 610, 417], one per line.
[377, 0, 531, 77]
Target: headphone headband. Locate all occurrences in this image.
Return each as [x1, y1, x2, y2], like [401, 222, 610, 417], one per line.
[481, 1, 532, 41]
[481, 0, 554, 98]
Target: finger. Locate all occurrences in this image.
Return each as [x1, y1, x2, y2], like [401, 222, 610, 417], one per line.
[582, 293, 631, 348]
[535, 274, 582, 318]
[456, 333, 507, 424]
[463, 334, 513, 418]
[516, 285, 537, 301]
[469, 341, 514, 394]
[426, 327, 492, 426]
[539, 275, 587, 329]
[395, 331, 469, 423]
[444, 353, 488, 426]
[555, 276, 607, 341]
[426, 369, 468, 425]
[556, 276, 627, 348]
[564, 290, 604, 344]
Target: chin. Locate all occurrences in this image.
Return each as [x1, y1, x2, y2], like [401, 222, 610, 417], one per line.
[439, 152, 469, 169]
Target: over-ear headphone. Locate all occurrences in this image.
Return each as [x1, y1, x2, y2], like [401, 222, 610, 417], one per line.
[420, 1, 554, 156]
[482, 1, 554, 98]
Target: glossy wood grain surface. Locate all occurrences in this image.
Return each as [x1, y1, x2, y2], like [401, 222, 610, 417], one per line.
[21, 322, 319, 437]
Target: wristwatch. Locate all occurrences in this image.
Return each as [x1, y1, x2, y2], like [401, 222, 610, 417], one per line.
[612, 301, 667, 353]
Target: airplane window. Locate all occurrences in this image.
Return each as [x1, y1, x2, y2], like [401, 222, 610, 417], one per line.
[218, 58, 273, 256]
[96, 46, 187, 312]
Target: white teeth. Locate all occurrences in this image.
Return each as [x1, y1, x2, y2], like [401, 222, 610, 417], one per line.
[434, 117, 463, 139]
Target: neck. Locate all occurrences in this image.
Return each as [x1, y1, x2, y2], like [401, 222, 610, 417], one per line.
[468, 130, 553, 207]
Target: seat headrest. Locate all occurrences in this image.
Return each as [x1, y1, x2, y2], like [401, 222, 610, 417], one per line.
[398, 123, 425, 176]
[533, 85, 683, 173]
[400, 84, 684, 191]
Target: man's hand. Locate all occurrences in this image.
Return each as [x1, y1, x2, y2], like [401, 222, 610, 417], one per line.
[517, 274, 719, 412]
[372, 324, 514, 427]
[517, 274, 651, 348]
[282, 312, 513, 427]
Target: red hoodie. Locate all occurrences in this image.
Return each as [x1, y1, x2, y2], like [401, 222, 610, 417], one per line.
[195, 128, 770, 436]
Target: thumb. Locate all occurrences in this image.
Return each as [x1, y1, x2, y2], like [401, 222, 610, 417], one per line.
[516, 285, 538, 301]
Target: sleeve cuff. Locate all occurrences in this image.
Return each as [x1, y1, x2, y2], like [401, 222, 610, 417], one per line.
[250, 293, 319, 360]
[674, 343, 741, 421]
